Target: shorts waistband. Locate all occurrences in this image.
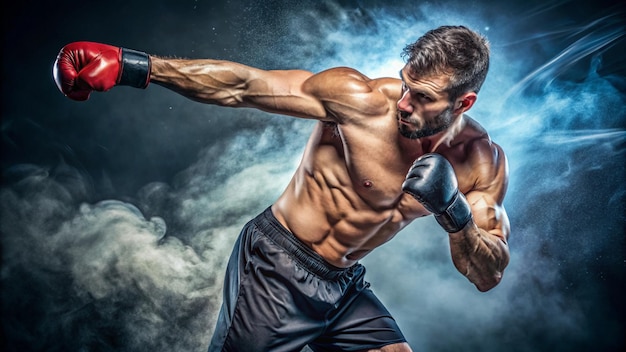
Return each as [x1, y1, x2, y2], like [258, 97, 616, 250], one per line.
[254, 207, 357, 280]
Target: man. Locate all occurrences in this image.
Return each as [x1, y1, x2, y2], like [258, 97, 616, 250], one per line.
[53, 25, 510, 352]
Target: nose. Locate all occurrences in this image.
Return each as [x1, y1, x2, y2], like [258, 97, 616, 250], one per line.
[397, 90, 413, 113]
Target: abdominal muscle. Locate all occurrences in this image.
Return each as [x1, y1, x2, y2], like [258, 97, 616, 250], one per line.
[272, 160, 421, 268]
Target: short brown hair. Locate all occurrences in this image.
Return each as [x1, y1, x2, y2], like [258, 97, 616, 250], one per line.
[402, 25, 490, 100]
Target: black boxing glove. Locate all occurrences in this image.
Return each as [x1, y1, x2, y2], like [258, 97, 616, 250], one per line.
[402, 153, 472, 233]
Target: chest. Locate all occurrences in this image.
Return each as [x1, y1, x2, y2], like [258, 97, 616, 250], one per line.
[318, 122, 426, 209]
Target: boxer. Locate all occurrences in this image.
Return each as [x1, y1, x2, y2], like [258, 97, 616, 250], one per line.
[54, 25, 510, 352]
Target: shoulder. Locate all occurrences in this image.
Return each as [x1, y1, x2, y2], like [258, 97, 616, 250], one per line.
[462, 118, 506, 166]
[303, 67, 400, 123]
[454, 117, 509, 201]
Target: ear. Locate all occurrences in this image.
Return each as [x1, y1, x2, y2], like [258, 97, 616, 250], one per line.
[453, 92, 477, 114]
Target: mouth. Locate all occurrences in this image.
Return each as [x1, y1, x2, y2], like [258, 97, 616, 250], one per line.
[398, 118, 411, 127]
[397, 110, 413, 126]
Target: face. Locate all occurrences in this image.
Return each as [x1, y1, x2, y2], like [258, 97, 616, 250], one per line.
[396, 67, 456, 140]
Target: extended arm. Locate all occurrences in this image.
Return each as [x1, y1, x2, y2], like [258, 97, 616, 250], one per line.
[52, 41, 386, 123]
[149, 57, 328, 119]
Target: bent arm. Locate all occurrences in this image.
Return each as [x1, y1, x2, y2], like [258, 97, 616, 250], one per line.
[449, 193, 510, 292]
[449, 142, 510, 292]
[149, 57, 328, 119]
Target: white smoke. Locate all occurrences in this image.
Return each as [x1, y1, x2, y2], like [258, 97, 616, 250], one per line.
[1, 120, 309, 351]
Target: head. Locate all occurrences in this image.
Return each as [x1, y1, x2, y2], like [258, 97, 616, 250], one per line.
[397, 26, 490, 139]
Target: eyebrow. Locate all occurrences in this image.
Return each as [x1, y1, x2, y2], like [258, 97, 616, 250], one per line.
[399, 68, 446, 99]
[399, 69, 429, 98]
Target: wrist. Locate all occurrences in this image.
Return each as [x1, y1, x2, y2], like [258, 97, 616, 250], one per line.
[118, 48, 151, 88]
[434, 192, 472, 233]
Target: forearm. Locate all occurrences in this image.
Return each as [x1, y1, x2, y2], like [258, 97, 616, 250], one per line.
[149, 57, 254, 106]
[448, 221, 509, 292]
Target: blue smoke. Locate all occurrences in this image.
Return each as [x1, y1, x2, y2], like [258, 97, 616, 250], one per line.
[275, 3, 625, 351]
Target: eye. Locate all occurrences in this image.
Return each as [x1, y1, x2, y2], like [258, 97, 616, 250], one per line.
[416, 92, 433, 102]
[401, 81, 409, 93]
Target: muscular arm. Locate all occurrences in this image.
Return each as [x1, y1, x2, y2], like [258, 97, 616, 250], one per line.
[53, 41, 391, 124]
[149, 57, 387, 122]
[450, 141, 510, 292]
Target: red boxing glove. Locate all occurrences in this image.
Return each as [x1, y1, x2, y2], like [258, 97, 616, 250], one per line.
[53, 41, 151, 101]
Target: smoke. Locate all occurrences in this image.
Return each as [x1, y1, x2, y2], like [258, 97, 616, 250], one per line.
[272, 1, 626, 351]
[1, 120, 308, 351]
[1, 0, 625, 351]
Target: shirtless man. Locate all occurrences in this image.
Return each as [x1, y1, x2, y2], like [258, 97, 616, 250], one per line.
[53, 25, 510, 352]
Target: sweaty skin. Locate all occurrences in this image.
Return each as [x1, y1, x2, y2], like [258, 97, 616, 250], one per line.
[150, 58, 510, 293]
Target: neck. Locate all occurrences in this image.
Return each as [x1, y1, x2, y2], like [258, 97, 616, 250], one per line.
[398, 114, 465, 158]
[430, 114, 466, 151]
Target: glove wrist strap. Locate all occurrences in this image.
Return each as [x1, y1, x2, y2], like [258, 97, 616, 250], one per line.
[434, 192, 472, 233]
[119, 48, 151, 88]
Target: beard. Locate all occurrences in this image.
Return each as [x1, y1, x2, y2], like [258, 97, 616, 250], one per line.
[397, 105, 454, 139]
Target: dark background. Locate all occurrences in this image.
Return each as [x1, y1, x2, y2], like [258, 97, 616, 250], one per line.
[2, 0, 624, 351]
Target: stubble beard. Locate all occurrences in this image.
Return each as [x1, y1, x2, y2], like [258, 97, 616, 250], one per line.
[397, 106, 454, 140]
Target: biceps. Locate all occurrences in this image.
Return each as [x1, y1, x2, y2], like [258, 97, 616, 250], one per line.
[465, 191, 510, 241]
[245, 69, 328, 120]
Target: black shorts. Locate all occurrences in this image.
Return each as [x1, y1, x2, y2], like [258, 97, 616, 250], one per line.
[208, 207, 406, 352]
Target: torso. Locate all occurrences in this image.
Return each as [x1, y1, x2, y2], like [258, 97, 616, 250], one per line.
[272, 74, 492, 268]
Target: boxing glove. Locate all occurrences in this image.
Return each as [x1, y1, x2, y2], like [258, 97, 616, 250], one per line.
[402, 153, 472, 233]
[53, 41, 151, 101]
